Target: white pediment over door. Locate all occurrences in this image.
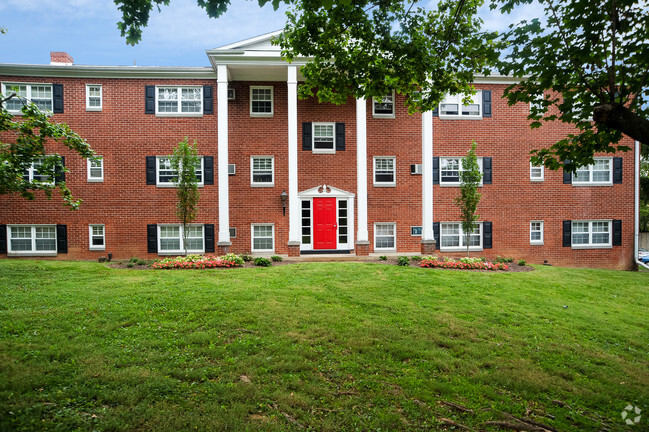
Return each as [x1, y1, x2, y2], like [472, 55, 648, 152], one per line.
[298, 185, 356, 199]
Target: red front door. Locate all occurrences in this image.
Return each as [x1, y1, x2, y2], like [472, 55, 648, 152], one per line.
[313, 198, 337, 249]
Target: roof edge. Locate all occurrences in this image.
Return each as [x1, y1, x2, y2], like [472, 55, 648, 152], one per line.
[0, 64, 216, 79]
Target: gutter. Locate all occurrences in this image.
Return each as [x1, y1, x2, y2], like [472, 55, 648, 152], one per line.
[635, 140, 649, 269]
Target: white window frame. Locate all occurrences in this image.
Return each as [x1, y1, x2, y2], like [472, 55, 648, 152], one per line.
[439, 222, 483, 252]
[439, 157, 484, 186]
[251, 224, 275, 253]
[157, 224, 205, 255]
[530, 221, 543, 245]
[530, 162, 544, 182]
[86, 84, 102, 111]
[23, 158, 55, 185]
[250, 86, 274, 117]
[87, 156, 104, 182]
[7, 224, 58, 256]
[572, 157, 613, 186]
[372, 91, 395, 118]
[155, 156, 204, 188]
[438, 91, 482, 119]
[250, 156, 274, 187]
[312, 122, 336, 154]
[571, 220, 612, 249]
[89, 224, 105, 251]
[2, 82, 53, 114]
[374, 223, 397, 251]
[373, 156, 396, 187]
[155, 86, 203, 117]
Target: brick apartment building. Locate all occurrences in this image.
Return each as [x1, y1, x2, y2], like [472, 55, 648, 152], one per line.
[0, 32, 638, 269]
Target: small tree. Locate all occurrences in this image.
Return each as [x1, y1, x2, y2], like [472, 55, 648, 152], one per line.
[170, 138, 200, 256]
[454, 141, 483, 257]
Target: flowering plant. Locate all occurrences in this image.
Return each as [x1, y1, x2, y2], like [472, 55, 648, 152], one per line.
[419, 259, 508, 271]
[152, 253, 244, 270]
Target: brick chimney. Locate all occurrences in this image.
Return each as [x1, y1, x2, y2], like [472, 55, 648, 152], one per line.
[50, 52, 74, 65]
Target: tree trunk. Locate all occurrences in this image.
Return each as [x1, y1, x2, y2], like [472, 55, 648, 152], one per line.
[593, 103, 649, 145]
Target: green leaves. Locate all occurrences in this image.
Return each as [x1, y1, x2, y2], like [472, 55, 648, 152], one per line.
[170, 138, 201, 255]
[454, 141, 482, 257]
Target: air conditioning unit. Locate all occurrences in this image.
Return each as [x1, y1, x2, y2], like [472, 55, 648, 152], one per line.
[410, 164, 422, 175]
[228, 164, 236, 175]
[229, 227, 237, 239]
[227, 88, 236, 101]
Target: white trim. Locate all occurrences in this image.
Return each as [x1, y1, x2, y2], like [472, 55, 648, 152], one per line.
[374, 222, 397, 251]
[155, 85, 203, 117]
[251, 223, 275, 253]
[530, 162, 544, 182]
[85, 84, 102, 111]
[373, 156, 396, 187]
[356, 98, 369, 243]
[2, 82, 53, 114]
[217, 64, 230, 244]
[312, 122, 336, 154]
[155, 156, 204, 187]
[250, 155, 274, 187]
[439, 157, 484, 186]
[438, 91, 482, 120]
[87, 156, 104, 182]
[89, 224, 105, 251]
[439, 222, 484, 252]
[249, 85, 274, 117]
[157, 224, 205, 255]
[287, 65, 300, 244]
[572, 157, 613, 186]
[421, 110, 434, 242]
[530, 220, 544, 245]
[571, 220, 612, 249]
[372, 90, 395, 118]
[7, 224, 58, 256]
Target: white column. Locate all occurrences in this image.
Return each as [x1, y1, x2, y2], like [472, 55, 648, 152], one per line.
[422, 110, 434, 241]
[356, 98, 369, 242]
[287, 65, 301, 244]
[217, 65, 230, 244]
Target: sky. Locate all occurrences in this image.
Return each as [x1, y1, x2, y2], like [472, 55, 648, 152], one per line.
[0, 0, 543, 67]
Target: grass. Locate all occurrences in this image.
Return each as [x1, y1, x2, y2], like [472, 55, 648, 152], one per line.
[0, 261, 647, 431]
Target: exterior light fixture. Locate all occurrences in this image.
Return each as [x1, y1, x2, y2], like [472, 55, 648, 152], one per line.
[280, 190, 288, 216]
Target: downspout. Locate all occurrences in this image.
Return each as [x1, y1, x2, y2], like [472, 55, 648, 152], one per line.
[634, 140, 649, 269]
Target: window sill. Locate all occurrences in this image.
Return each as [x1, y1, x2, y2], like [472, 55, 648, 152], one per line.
[439, 115, 483, 120]
[571, 183, 613, 187]
[439, 183, 484, 187]
[156, 184, 205, 188]
[251, 183, 274, 188]
[440, 247, 483, 252]
[155, 113, 203, 118]
[8, 251, 57, 257]
[372, 114, 395, 119]
[158, 250, 205, 256]
[312, 150, 336, 155]
[250, 113, 274, 118]
[571, 245, 612, 250]
[530, 242, 544, 246]
[530, 178, 544, 182]
[87, 178, 104, 183]
[252, 249, 275, 254]
[373, 183, 396, 188]
[89, 247, 106, 251]
[86, 108, 102, 112]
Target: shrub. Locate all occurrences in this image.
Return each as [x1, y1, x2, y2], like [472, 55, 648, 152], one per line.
[271, 255, 283, 262]
[254, 257, 271, 267]
[239, 253, 253, 262]
[459, 257, 483, 264]
[411, 255, 422, 261]
[152, 254, 244, 270]
[518, 259, 526, 266]
[494, 256, 514, 264]
[129, 257, 139, 263]
[379, 256, 387, 261]
[127, 262, 135, 268]
[136, 259, 147, 266]
[397, 256, 410, 266]
[222, 253, 245, 266]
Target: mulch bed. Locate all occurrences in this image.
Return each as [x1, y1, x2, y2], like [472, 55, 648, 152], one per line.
[377, 257, 535, 272]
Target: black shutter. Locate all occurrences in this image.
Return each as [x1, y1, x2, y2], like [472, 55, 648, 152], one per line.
[432, 106, 439, 117]
[563, 160, 572, 184]
[147, 224, 158, 253]
[145, 85, 155, 114]
[563, 220, 572, 247]
[483, 221, 493, 249]
[203, 156, 214, 185]
[482, 90, 491, 117]
[613, 157, 623, 184]
[433, 157, 440, 185]
[433, 222, 440, 250]
[146, 156, 156, 185]
[302, 122, 312, 151]
[482, 157, 492, 184]
[56, 224, 67, 254]
[53, 84, 64, 113]
[203, 85, 213, 114]
[204, 224, 215, 253]
[54, 156, 65, 184]
[0, 225, 6, 254]
[335, 123, 345, 151]
[612, 220, 622, 246]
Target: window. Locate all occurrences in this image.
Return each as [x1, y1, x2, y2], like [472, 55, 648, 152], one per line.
[374, 157, 396, 186]
[251, 156, 274, 187]
[440, 222, 482, 251]
[250, 86, 273, 117]
[372, 91, 395, 118]
[252, 224, 274, 252]
[572, 220, 611, 248]
[338, 201, 348, 245]
[87, 156, 104, 182]
[439, 91, 482, 119]
[23, 158, 53, 184]
[158, 224, 204, 254]
[86, 84, 102, 111]
[439, 157, 483, 185]
[572, 158, 612, 185]
[8, 225, 57, 255]
[2, 82, 53, 112]
[301, 200, 312, 245]
[374, 223, 396, 251]
[156, 86, 202, 115]
[89, 225, 105, 250]
[313, 123, 335, 154]
[530, 221, 543, 244]
[156, 157, 203, 187]
[530, 162, 544, 182]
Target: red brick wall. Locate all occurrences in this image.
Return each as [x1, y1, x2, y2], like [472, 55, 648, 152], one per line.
[0, 76, 637, 269]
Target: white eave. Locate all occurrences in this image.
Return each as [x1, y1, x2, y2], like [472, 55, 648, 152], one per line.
[0, 64, 216, 79]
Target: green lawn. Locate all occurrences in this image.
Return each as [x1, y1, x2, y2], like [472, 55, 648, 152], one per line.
[0, 261, 647, 431]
